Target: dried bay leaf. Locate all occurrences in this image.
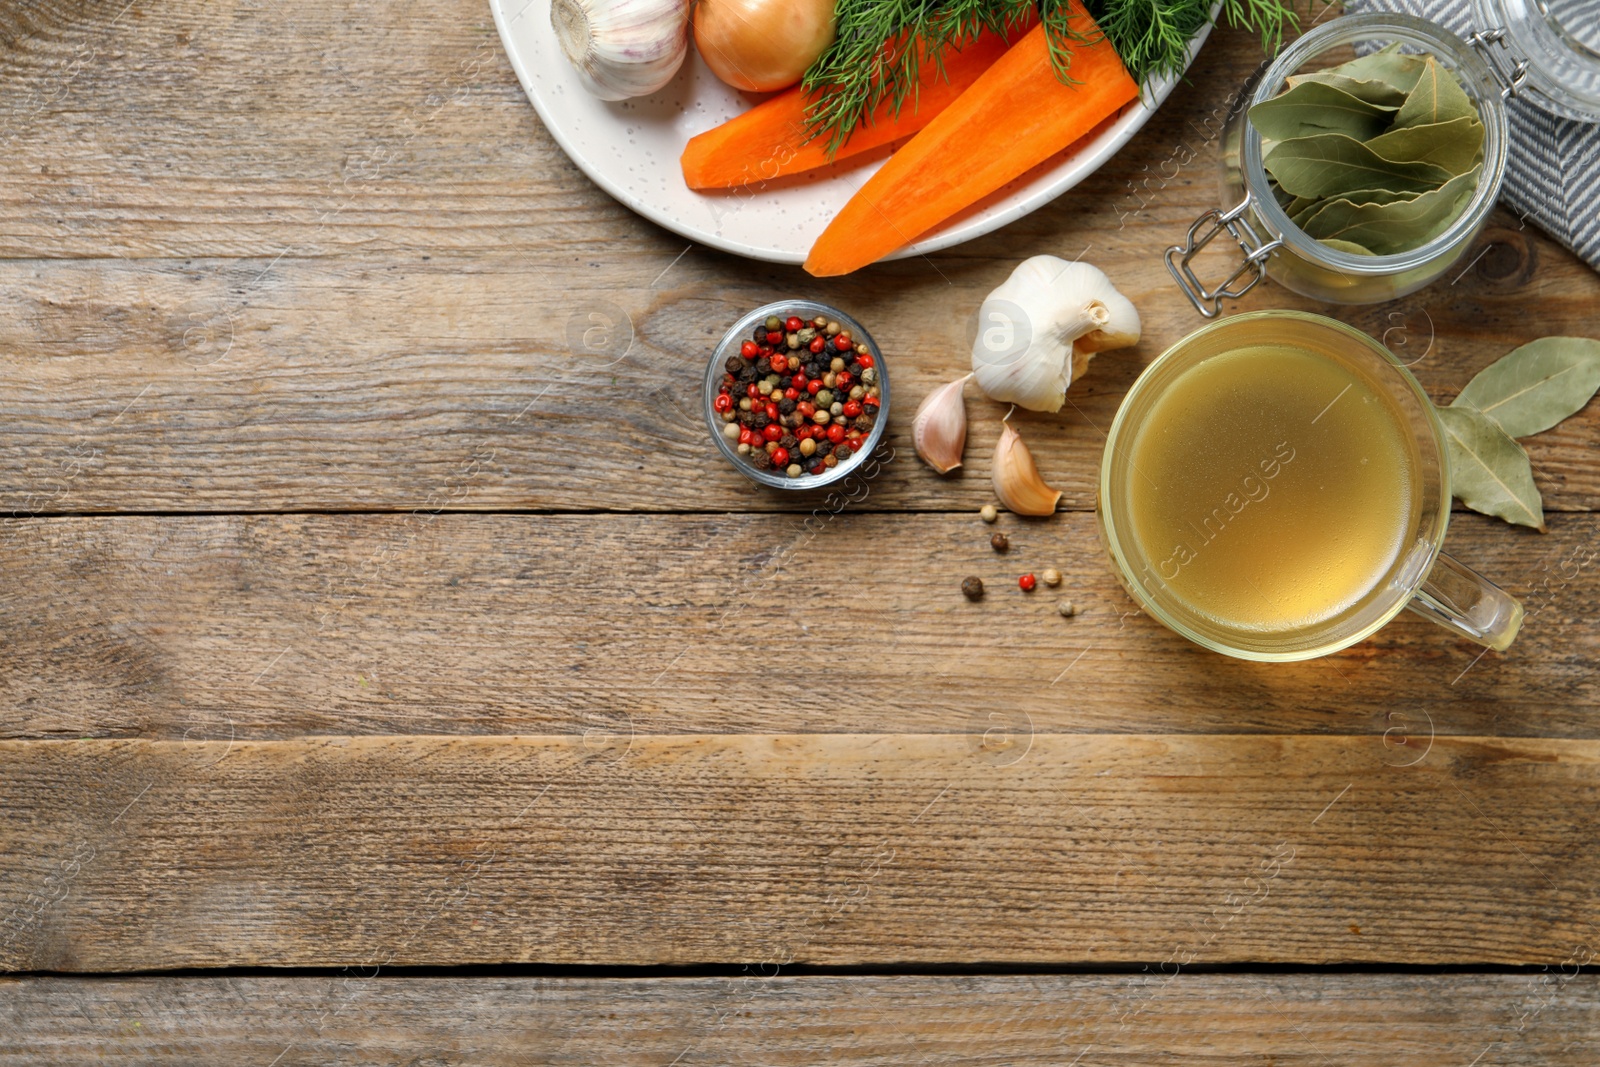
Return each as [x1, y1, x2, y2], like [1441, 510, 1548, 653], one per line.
[1249, 81, 1396, 142]
[1259, 46, 1482, 258]
[1450, 336, 1600, 438]
[1436, 406, 1546, 531]
[1286, 71, 1410, 108]
[1286, 195, 1324, 225]
[1316, 237, 1376, 255]
[1393, 56, 1478, 130]
[1300, 166, 1481, 253]
[1318, 43, 1428, 95]
[1264, 134, 1453, 199]
[1365, 114, 1484, 175]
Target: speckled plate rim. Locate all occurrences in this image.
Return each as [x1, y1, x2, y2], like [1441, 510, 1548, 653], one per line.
[490, 0, 1216, 265]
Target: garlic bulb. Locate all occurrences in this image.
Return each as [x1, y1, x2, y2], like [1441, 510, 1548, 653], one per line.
[971, 256, 1141, 413]
[552, 0, 690, 101]
[992, 413, 1061, 517]
[913, 374, 971, 474]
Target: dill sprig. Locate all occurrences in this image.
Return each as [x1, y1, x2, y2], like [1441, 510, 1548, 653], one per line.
[1086, 0, 1297, 84]
[802, 0, 1298, 156]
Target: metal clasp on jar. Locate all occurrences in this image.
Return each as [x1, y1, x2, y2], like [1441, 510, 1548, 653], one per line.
[1165, 190, 1284, 319]
[1465, 26, 1529, 100]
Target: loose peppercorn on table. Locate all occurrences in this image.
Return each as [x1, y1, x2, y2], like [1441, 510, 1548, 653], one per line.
[3, 2, 1599, 1062]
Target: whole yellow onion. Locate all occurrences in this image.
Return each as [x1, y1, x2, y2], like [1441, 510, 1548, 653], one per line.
[693, 0, 837, 93]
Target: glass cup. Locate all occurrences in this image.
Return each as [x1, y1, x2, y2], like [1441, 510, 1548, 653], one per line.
[1097, 310, 1523, 661]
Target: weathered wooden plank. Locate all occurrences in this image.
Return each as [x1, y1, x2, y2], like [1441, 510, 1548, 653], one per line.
[1, 512, 1593, 740]
[0, 0, 1259, 261]
[2, 733, 1596, 970]
[0, 7, 1594, 514]
[2, 973, 1596, 1065]
[0, 238, 1593, 515]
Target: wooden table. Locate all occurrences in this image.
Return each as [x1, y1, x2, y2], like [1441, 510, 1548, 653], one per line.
[3, 1, 1597, 1061]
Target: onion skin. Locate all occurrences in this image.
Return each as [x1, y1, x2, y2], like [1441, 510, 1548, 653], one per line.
[692, 0, 836, 93]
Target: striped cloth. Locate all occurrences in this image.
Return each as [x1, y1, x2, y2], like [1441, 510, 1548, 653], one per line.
[1346, 0, 1600, 271]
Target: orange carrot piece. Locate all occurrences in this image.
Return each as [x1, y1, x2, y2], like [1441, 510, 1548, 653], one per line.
[804, 9, 1138, 277]
[680, 24, 1031, 191]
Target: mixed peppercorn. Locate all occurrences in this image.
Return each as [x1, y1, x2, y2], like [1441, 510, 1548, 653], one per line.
[713, 312, 882, 479]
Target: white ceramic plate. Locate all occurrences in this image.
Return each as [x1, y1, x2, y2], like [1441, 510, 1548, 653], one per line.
[491, 0, 1214, 264]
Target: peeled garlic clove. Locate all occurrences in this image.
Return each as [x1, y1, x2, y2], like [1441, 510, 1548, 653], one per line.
[971, 256, 1140, 413]
[913, 374, 971, 474]
[552, 0, 690, 101]
[992, 419, 1061, 517]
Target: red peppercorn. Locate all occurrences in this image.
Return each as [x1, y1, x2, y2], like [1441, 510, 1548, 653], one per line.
[811, 462, 826, 475]
[809, 336, 826, 353]
[834, 335, 853, 351]
[807, 380, 822, 395]
[857, 353, 875, 368]
[835, 372, 852, 388]
[862, 394, 880, 407]
[762, 423, 783, 442]
[842, 400, 862, 418]
[747, 384, 761, 399]
[771, 447, 790, 468]
[797, 400, 816, 417]
[785, 316, 804, 332]
[783, 387, 799, 400]
[765, 401, 779, 420]
[740, 340, 759, 359]
[826, 423, 846, 444]
[770, 354, 788, 373]
[713, 393, 733, 414]
[1019, 574, 1037, 592]
[766, 330, 783, 345]
[739, 427, 755, 446]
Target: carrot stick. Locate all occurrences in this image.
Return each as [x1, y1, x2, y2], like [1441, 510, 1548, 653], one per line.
[680, 23, 1032, 191]
[804, 9, 1138, 277]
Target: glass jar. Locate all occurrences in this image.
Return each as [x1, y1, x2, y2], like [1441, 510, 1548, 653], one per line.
[1168, 4, 1600, 316]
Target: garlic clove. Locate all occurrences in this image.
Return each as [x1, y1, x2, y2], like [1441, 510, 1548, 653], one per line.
[971, 256, 1140, 413]
[552, 0, 691, 102]
[992, 417, 1061, 517]
[912, 373, 971, 474]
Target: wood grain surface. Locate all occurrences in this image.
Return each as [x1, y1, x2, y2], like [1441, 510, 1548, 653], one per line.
[2, 733, 1596, 971]
[2, 512, 1595, 741]
[0, 4, 1594, 514]
[2, 973, 1596, 1065]
[2, 0, 1598, 1044]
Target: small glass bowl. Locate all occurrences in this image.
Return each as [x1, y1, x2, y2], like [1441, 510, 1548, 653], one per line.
[702, 300, 891, 491]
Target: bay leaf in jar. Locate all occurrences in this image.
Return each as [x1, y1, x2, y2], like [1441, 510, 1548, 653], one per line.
[1297, 165, 1482, 254]
[1250, 43, 1486, 257]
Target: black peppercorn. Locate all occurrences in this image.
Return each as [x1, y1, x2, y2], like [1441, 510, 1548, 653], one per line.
[750, 448, 772, 470]
[991, 533, 1009, 552]
[815, 440, 832, 457]
[725, 356, 743, 374]
[753, 413, 770, 429]
[780, 434, 798, 450]
[832, 444, 850, 461]
[752, 325, 767, 343]
[961, 576, 984, 600]
[853, 415, 873, 432]
[778, 397, 797, 414]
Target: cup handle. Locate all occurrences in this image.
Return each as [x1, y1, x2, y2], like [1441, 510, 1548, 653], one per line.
[1405, 552, 1524, 651]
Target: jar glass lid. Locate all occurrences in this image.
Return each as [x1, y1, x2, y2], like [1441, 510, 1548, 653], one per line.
[1475, 0, 1600, 120]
